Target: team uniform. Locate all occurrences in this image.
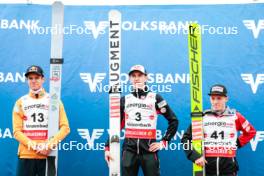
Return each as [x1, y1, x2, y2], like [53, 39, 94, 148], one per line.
[106, 88, 179, 176]
[13, 88, 70, 176]
[181, 107, 256, 176]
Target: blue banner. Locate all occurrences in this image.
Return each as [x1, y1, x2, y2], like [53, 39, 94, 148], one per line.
[0, 3, 263, 176]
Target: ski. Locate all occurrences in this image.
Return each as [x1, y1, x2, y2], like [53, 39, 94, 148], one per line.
[108, 10, 121, 176]
[188, 23, 205, 176]
[47, 1, 64, 176]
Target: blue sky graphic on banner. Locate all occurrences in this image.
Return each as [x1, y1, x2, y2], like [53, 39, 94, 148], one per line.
[0, 3, 263, 176]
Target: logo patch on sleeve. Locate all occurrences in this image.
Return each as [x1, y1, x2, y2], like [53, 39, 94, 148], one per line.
[158, 100, 167, 108]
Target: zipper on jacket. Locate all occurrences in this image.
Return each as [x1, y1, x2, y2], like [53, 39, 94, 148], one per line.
[137, 138, 140, 154]
[216, 157, 220, 176]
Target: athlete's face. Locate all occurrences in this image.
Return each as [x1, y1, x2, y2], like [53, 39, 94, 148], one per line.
[210, 95, 228, 112]
[27, 73, 44, 91]
[129, 71, 148, 90]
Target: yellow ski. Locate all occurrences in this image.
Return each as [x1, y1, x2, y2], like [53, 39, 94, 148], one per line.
[188, 23, 204, 176]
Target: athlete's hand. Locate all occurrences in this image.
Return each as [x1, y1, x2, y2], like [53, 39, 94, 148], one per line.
[105, 151, 114, 166]
[35, 143, 51, 156]
[149, 141, 166, 152]
[37, 149, 51, 156]
[195, 156, 207, 167]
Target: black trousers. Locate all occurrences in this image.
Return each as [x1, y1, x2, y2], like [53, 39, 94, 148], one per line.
[122, 150, 160, 176]
[16, 157, 56, 176]
[16, 158, 46, 176]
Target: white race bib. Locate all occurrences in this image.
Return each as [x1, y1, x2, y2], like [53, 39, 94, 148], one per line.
[203, 113, 237, 157]
[125, 92, 157, 139]
[21, 94, 49, 140]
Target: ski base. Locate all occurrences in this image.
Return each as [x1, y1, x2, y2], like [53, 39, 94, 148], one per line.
[109, 9, 122, 176]
[46, 1, 64, 176]
[188, 23, 205, 176]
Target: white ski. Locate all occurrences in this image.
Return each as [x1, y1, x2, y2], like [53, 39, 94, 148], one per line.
[47, 1, 64, 176]
[108, 10, 121, 176]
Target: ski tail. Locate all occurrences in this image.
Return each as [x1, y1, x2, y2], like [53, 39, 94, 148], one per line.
[46, 1, 64, 176]
[108, 10, 122, 176]
[188, 23, 205, 176]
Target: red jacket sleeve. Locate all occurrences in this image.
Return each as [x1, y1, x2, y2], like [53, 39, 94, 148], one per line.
[235, 112, 256, 147]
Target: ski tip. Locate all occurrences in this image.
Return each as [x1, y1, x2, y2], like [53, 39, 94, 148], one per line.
[188, 23, 201, 34]
[109, 10, 121, 18]
[52, 1, 64, 7]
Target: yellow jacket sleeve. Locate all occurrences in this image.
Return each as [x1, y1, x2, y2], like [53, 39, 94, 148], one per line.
[12, 99, 37, 150]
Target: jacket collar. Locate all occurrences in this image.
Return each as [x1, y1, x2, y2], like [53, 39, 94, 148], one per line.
[29, 88, 46, 99]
